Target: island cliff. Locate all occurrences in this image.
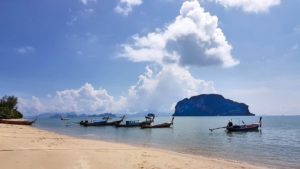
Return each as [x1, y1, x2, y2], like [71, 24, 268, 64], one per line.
[173, 94, 254, 116]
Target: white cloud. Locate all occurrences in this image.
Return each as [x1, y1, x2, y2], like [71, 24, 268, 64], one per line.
[19, 96, 44, 114]
[210, 0, 281, 13]
[17, 46, 35, 54]
[19, 0, 237, 115]
[80, 0, 97, 5]
[113, 0, 280, 16]
[115, 0, 143, 16]
[66, 16, 78, 26]
[19, 67, 215, 114]
[19, 83, 126, 115]
[120, 0, 239, 67]
[67, 3, 95, 26]
[125, 65, 215, 113]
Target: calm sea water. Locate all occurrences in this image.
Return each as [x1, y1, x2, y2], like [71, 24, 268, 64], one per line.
[34, 116, 300, 169]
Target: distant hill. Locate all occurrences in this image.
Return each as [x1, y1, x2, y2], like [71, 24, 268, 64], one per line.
[118, 112, 172, 118]
[31, 112, 172, 119]
[34, 112, 117, 119]
[173, 94, 254, 116]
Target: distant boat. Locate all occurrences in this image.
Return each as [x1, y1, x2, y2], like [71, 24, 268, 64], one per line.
[60, 115, 69, 121]
[209, 117, 262, 132]
[0, 119, 36, 125]
[141, 117, 174, 129]
[116, 113, 155, 127]
[80, 115, 125, 127]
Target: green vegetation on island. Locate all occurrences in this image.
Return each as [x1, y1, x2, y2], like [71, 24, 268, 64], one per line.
[173, 94, 254, 116]
[0, 95, 23, 119]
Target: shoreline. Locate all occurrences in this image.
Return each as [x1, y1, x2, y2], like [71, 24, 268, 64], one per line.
[0, 124, 266, 169]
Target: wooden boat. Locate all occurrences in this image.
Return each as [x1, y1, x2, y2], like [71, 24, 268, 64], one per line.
[116, 113, 155, 127]
[141, 117, 174, 129]
[0, 119, 36, 125]
[209, 117, 262, 132]
[80, 116, 125, 127]
[226, 117, 262, 132]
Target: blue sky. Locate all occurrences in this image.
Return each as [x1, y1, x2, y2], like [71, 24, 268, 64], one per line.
[0, 0, 299, 115]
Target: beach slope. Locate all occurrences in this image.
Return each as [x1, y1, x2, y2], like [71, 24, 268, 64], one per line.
[0, 124, 265, 169]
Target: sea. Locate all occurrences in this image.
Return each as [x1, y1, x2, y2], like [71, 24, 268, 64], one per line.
[34, 116, 300, 169]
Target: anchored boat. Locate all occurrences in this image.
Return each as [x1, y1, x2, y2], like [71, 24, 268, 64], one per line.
[80, 115, 125, 127]
[0, 119, 36, 125]
[209, 117, 262, 132]
[116, 113, 155, 127]
[141, 117, 174, 129]
[226, 117, 262, 132]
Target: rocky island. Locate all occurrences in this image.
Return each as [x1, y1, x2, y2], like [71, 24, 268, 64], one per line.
[173, 94, 254, 116]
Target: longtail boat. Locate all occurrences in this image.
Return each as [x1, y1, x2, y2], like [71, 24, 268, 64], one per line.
[80, 115, 125, 127]
[116, 113, 155, 127]
[0, 119, 36, 125]
[226, 117, 262, 132]
[141, 117, 174, 129]
[209, 117, 262, 132]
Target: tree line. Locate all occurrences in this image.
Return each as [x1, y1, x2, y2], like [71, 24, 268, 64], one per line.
[0, 95, 23, 119]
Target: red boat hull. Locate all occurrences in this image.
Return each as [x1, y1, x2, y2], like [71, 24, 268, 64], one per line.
[0, 119, 36, 125]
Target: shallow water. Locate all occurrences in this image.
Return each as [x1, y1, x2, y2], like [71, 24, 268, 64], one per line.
[34, 116, 300, 169]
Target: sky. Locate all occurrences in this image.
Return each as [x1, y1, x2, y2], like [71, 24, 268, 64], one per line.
[0, 0, 299, 115]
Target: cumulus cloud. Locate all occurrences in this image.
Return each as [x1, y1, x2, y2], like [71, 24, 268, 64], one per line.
[19, 67, 215, 114]
[17, 46, 35, 54]
[19, 83, 126, 115]
[125, 65, 215, 113]
[210, 0, 281, 13]
[19, 0, 236, 115]
[80, 0, 97, 5]
[120, 0, 239, 67]
[115, 0, 143, 16]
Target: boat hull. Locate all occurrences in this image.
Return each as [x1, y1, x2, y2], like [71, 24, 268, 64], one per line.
[226, 124, 259, 132]
[141, 117, 174, 129]
[0, 119, 36, 125]
[141, 122, 172, 129]
[80, 119, 123, 127]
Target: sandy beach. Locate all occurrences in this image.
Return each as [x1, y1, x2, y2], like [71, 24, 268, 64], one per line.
[0, 124, 266, 169]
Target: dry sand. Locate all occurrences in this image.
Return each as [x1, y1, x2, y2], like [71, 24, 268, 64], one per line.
[0, 124, 266, 169]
